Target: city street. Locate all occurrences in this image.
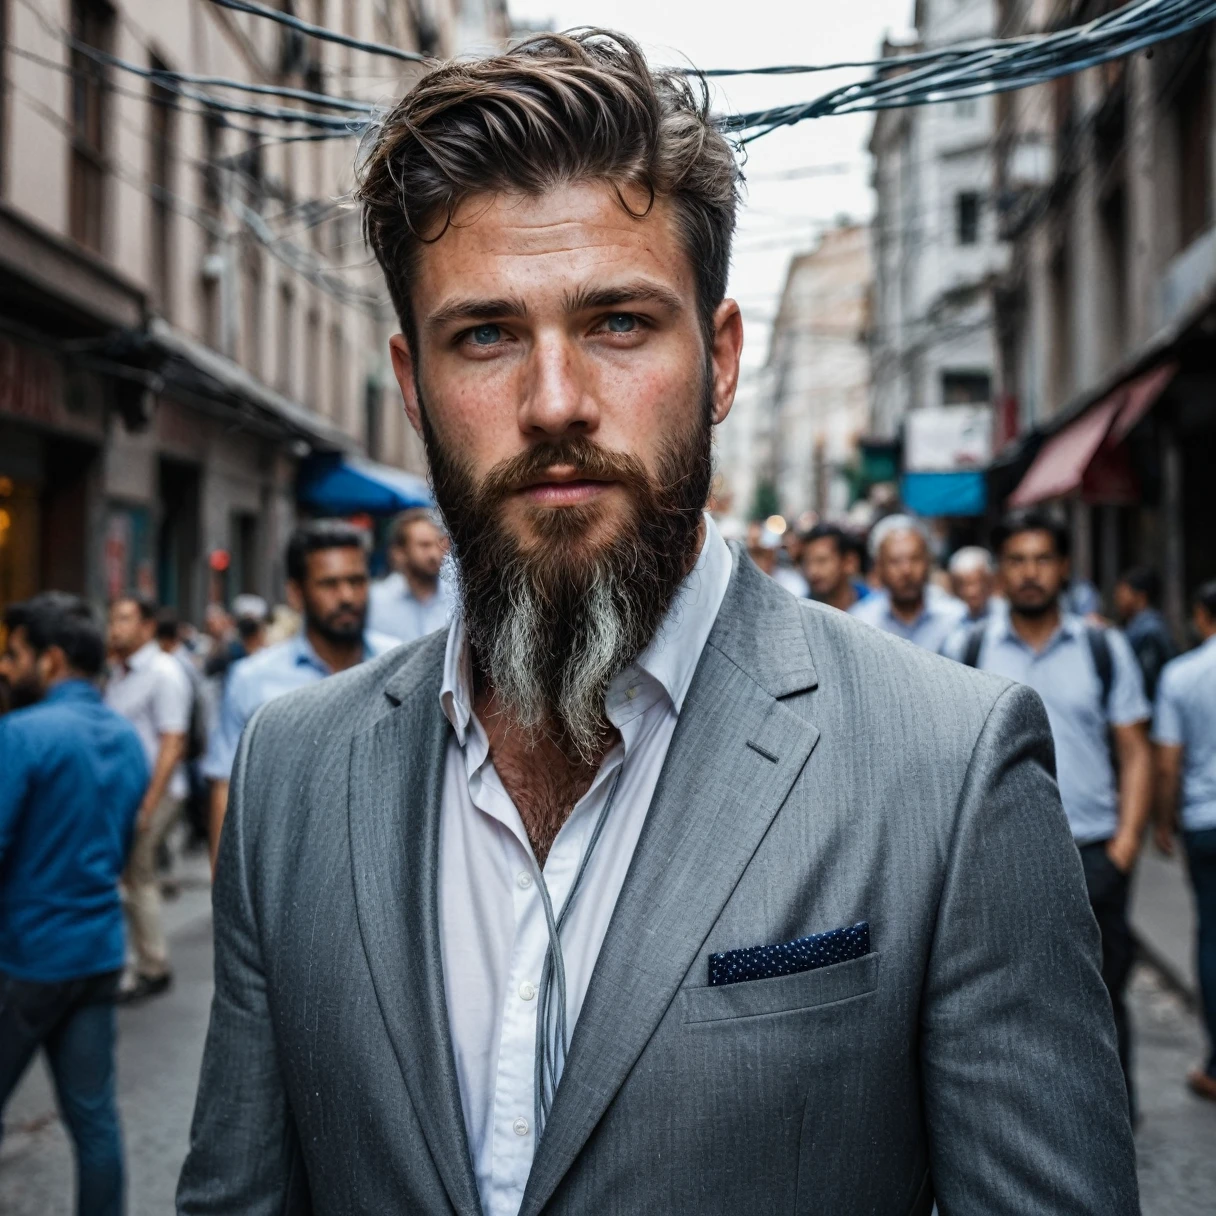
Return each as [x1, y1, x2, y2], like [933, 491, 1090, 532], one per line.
[1, 880, 1214, 1214]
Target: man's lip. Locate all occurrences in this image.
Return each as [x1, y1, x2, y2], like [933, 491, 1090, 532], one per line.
[516, 477, 615, 505]
[517, 465, 612, 490]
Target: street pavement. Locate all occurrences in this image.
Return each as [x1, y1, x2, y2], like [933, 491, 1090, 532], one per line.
[2, 884, 1214, 1213]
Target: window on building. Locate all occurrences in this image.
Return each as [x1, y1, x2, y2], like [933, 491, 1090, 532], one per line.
[148, 54, 176, 317]
[1099, 186, 1128, 353]
[941, 371, 991, 405]
[1175, 61, 1212, 250]
[306, 306, 322, 412]
[277, 281, 295, 396]
[69, 0, 115, 253]
[242, 244, 264, 377]
[364, 374, 382, 461]
[329, 322, 345, 426]
[229, 512, 260, 596]
[956, 192, 980, 245]
[200, 107, 224, 217]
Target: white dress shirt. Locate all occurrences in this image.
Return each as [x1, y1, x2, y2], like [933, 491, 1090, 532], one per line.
[438, 514, 732, 1216]
[104, 640, 193, 800]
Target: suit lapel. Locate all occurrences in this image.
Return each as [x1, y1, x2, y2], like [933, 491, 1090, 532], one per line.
[347, 636, 482, 1216]
[520, 555, 822, 1216]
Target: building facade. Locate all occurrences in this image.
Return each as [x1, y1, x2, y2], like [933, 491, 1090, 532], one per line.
[991, 0, 1216, 631]
[0, 0, 507, 625]
[757, 224, 873, 521]
[868, 0, 1008, 489]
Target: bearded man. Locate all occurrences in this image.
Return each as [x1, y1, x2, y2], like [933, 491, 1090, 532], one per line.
[179, 31, 1137, 1216]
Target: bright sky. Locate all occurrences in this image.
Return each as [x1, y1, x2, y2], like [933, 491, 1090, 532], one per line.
[506, 0, 914, 371]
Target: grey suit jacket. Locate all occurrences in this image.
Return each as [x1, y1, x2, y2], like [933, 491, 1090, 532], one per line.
[178, 549, 1139, 1215]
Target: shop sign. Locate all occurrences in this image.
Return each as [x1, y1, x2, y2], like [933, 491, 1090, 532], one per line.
[905, 406, 994, 472]
[0, 336, 57, 425]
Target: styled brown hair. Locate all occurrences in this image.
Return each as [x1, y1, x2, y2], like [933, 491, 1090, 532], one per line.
[355, 29, 739, 353]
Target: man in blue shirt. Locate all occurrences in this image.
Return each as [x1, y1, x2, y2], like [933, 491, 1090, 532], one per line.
[850, 514, 966, 651]
[0, 593, 148, 1216]
[1152, 579, 1216, 1103]
[203, 521, 397, 869]
[368, 508, 454, 644]
[1114, 565, 1177, 702]
[944, 509, 1152, 1112]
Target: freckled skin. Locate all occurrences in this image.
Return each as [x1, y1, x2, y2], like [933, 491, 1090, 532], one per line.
[388, 182, 743, 556]
[386, 182, 745, 857]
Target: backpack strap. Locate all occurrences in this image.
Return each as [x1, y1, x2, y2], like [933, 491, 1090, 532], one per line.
[1085, 625, 1114, 714]
[961, 621, 986, 669]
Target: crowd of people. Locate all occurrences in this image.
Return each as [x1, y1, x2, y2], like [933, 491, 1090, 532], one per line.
[751, 505, 1216, 1115]
[0, 508, 450, 1214]
[0, 498, 1212, 1212]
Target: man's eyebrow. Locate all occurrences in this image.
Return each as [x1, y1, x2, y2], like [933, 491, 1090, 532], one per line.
[563, 280, 685, 314]
[426, 296, 530, 329]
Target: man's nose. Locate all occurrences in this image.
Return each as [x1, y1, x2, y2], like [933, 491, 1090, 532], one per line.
[516, 331, 599, 437]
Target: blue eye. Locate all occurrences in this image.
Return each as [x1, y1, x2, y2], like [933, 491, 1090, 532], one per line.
[469, 324, 501, 345]
[604, 313, 637, 333]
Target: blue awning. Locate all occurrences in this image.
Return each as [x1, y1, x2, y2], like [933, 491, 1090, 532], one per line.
[900, 470, 987, 517]
[298, 453, 432, 516]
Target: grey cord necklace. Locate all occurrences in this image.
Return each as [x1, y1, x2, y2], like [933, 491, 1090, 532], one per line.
[532, 764, 625, 1139]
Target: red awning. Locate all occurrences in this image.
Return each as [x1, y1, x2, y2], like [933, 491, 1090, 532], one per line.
[1008, 363, 1177, 507]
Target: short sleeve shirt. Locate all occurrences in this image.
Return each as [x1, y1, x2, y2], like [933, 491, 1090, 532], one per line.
[104, 641, 193, 800]
[1152, 636, 1216, 832]
[943, 614, 1150, 842]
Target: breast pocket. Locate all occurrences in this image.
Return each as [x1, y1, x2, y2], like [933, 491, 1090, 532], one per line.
[681, 952, 879, 1024]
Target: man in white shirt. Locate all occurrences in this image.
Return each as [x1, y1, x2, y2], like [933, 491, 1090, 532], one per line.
[105, 595, 192, 1001]
[368, 508, 454, 644]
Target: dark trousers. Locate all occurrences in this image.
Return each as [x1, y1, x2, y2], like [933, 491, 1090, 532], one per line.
[0, 969, 123, 1216]
[1184, 826, 1216, 1079]
[1079, 842, 1135, 1114]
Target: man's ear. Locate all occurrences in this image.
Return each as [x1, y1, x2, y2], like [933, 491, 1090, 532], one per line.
[709, 299, 744, 427]
[389, 334, 423, 437]
[285, 580, 304, 615]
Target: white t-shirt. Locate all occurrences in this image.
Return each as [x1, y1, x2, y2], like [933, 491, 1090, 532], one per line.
[105, 640, 193, 801]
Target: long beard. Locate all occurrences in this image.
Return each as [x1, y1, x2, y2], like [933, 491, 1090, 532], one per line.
[421, 399, 712, 764]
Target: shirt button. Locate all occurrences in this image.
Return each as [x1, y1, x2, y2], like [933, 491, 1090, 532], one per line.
[626, 686, 638, 700]
[513, 1117, 530, 1137]
[519, 980, 536, 1001]
[516, 872, 533, 889]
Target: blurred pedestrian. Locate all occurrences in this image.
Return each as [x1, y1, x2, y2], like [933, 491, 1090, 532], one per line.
[105, 596, 192, 1002]
[1151, 579, 1216, 1102]
[368, 509, 453, 644]
[745, 519, 779, 577]
[947, 546, 997, 623]
[231, 594, 270, 659]
[849, 514, 966, 650]
[156, 610, 209, 853]
[1114, 566, 1177, 701]
[946, 509, 1152, 1113]
[801, 522, 870, 612]
[772, 526, 809, 597]
[202, 521, 397, 870]
[0, 594, 147, 1216]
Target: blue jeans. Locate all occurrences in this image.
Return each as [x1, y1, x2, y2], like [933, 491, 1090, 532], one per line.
[1184, 827, 1216, 1078]
[0, 969, 123, 1216]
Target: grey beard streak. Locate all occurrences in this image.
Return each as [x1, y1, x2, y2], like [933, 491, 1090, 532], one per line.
[482, 556, 637, 765]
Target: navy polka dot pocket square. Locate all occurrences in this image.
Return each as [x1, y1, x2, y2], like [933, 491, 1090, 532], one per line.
[708, 922, 871, 987]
